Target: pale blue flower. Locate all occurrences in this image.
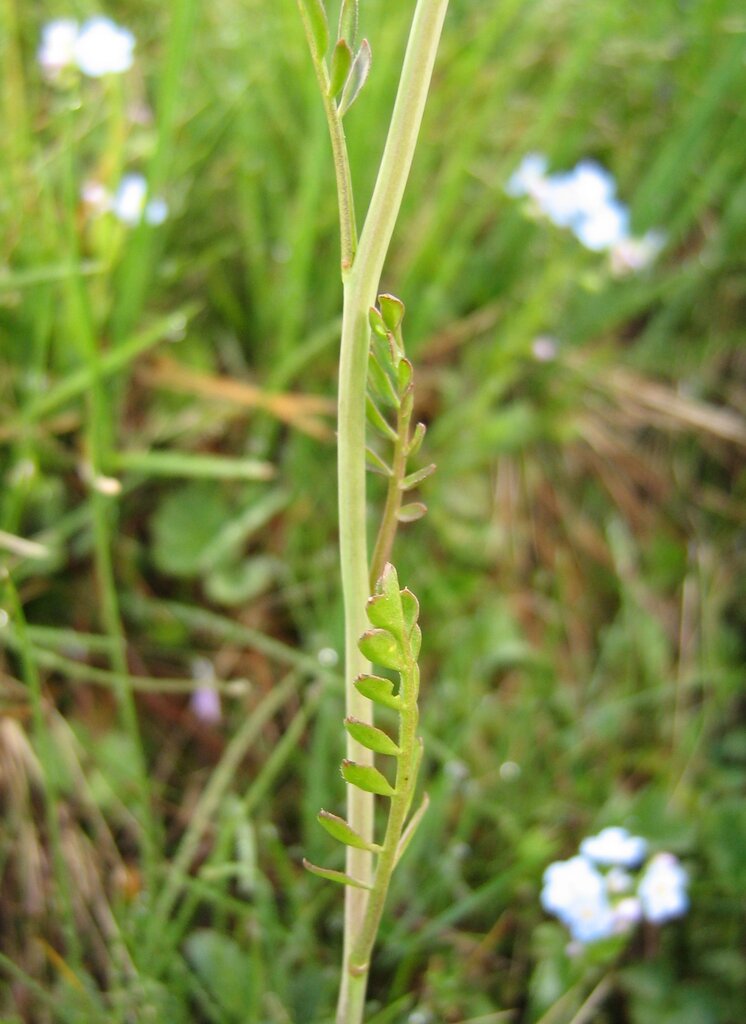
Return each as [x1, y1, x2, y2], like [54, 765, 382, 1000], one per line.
[506, 154, 664, 267]
[541, 855, 615, 941]
[580, 827, 647, 867]
[574, 200, 630, 251]
[74, 17, 135, 77]
[506, 152, 549, 198]
[111, 174, 168, 226]
[567, 160, 617, 213]
[638, 853, 689, 923]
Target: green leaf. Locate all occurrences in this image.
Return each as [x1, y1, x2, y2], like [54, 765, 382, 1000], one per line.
[400, 588, 420, 636]
[151, 482, 232, 578]
[368, 352, 400, 408]
[204, 555, 278, 606]
[299, 0, 329, 59]
[406, 422, 426, 456]
[317, 809, 380, 851]
[302, 858, 372, 889]
[366, 447, 392, 477]
[328, 39, 353, 97]
[341, 760, 396, 797]
[337, 0, 358, 48]
[370, 322, 400, 372]
[366, 562, 404, 638]
[366, 396, 397, 442]
[368, 305, 389, 339]
[397, 502, 427, 523]
[397, 357, 413, 395]
[409, 623, 422, 661]
[354, 674, 402, 710]
[359, 627, 404, 671]
[345, 717, 400, 756]
[338, 39, 372, 117]
[184, 930, 254, 1016]
[400, 463, 436, 491]
[379, 293, 405, 333]
[395, 792, 430, 866]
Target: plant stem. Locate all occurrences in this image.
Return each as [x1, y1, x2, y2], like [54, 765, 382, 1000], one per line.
[294, 3, 357, 270]
[336, 4, 450, 1021]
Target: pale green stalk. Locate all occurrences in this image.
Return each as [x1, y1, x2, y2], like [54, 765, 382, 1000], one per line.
[297, 2, 449, 1020]
[336, 5, 450, 1021]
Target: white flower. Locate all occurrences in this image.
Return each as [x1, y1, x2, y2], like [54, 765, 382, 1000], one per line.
[538, 171, 592, 228]
[111, 174, 168, 226]
[566, 160, 617, 214]
[574, 200, 630, 251]
[73, 17, 135, 77]
[567, 895, 617, 943]
[541, 854, 614, 943]
[38, 19, 79, 77]
[612, 896, 642, 933]
[638, 853, 689, 923]
[506, 152, 549, 199]
[580, 826, 647, 867]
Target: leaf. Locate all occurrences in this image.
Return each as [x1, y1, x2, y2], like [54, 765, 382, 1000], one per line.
[151, 482, 232, 578]
[366, 562, 404, 638]
[397, 502, 427, 523]
[366, 396, 397, 442]
[358, 627, 404, 671]
[370, 321, 400, 373]
[400, 463, 436, 492]
[354, 674, 402, 710]
[366, 447, 392, 477]
[379, 294, 405, 333]
[338, 39, 372, 118]
[184, 930, 254, 1016]
[345, 717, 400, 756]
[299, 0, 329, 59]
[395, 792, 430, 866]
[317, 810, 380, 851]
[368, 305, 389, 339]
[406, 422, 426, 457]
[204, 555, 278, 606]
[409, 623, 422, 661]
[368, 352, 399, 409]
[400, 588, 420, 636]
[337, 0, 358, 48]
[397, 358, 413, 395]
[341, 760, 396, 797]
[328, 39, 353, 98]
[303, 858, 372, 889]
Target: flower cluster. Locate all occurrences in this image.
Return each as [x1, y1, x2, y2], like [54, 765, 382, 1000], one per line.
[38, 17, 135, 79]
[541, 827, 689, 945]
[82, 174, 168, 227]
[506, 154, 665, 274]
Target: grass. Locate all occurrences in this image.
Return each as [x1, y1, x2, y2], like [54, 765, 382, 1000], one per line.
[1, 0, 745, 1021]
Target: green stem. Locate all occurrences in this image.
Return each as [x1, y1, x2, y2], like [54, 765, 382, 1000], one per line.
[336, 4, 450, 1022]
[295, 4, 357, 269]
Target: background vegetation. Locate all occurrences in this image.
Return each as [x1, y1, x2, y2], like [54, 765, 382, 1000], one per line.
[1, 0, 744, 1021]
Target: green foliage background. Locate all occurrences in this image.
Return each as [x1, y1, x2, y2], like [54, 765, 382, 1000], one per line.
[1, 1, 744, 1021]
